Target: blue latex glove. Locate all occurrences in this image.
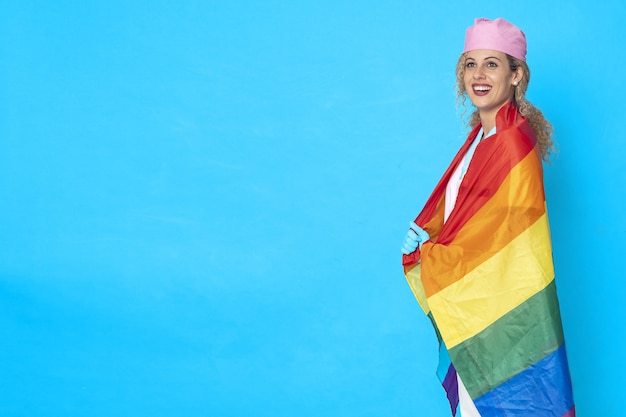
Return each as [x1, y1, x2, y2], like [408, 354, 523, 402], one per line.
[401, 221, 430, 255]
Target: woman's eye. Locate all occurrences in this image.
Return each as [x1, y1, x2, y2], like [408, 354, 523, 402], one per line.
[487, 62, 498, 68]
[466, 62, 476, 68]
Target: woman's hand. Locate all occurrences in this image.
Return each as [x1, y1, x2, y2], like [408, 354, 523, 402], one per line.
[401, 221, 430, 255]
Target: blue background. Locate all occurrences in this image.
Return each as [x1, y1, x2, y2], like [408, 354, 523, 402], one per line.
[1, 1, 624, 416]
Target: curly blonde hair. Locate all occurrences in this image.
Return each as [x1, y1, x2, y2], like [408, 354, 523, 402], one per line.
[455, 53, 554, 161]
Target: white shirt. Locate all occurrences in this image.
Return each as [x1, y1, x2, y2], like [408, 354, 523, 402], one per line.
[444, 126, 496, 223]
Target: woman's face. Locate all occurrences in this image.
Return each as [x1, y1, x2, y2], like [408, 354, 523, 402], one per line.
[463, 49, 520, 117]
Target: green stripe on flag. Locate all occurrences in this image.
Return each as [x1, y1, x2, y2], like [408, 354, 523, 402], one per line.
[450, 280, 565, 398]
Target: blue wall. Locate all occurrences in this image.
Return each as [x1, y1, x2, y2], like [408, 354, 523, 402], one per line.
[1, 1, 624, 416]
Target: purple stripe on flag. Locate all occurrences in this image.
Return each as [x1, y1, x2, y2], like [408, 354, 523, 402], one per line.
[442, 363, 459, 416]
[560, 406, 576, 417]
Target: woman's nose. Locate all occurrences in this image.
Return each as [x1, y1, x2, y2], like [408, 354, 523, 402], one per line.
[473, 66, 485, 79]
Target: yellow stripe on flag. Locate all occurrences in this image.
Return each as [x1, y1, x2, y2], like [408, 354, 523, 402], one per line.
[427, 213, 554, 349]
[405, 263, 430, 315]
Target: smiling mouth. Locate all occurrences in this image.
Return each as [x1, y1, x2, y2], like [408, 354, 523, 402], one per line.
[472, 85, 492, 96]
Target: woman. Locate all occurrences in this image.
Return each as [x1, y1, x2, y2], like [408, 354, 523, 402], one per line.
[401, 18, 575, 417]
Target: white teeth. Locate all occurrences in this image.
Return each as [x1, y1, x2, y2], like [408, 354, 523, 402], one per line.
[473, 85, 491, 91]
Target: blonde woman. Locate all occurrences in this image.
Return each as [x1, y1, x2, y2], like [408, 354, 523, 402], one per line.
[402, 18, 575, 417]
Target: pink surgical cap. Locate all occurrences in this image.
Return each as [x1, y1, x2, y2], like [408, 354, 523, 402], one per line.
[463, 18, 527, 62]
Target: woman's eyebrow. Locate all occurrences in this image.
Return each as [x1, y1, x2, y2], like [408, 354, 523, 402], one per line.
[466, 56, 503, 62]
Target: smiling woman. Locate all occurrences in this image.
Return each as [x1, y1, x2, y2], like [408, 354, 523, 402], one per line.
[461, 50, 521, 133]
[1, 1, 624, 415]
[401, 18, 575, 417]
[456, 49, 555, 162]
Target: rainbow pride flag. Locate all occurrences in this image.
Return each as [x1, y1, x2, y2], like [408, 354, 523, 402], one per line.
[403, 103, 575, 417]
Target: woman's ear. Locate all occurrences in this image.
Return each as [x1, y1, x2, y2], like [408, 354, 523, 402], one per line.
[513, 66, 524, 85]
